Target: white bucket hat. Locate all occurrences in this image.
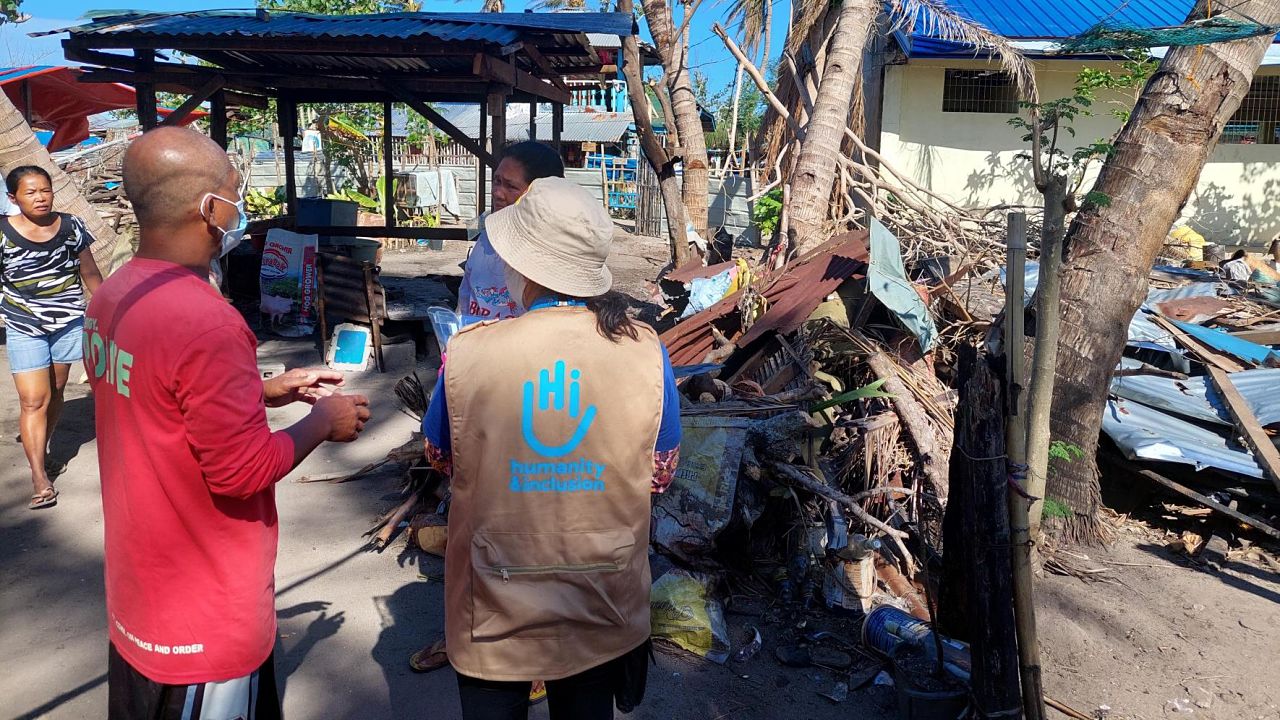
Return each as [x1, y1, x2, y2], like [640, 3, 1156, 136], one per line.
[484, 176, 614, 298]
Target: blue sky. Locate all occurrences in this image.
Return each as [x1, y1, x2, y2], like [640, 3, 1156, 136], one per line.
[5, 0, 789, 105]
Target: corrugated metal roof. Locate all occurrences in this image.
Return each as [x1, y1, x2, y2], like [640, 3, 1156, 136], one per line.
[912, 0, 1194, 41]
[1102, 397, 1265, 479]
[54, 10, 630, 45]
[1112, 366, 1280, 427]
[437, 105, 633, 143]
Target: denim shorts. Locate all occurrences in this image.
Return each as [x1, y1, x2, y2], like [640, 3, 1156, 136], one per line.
[6, 318, 84, 374]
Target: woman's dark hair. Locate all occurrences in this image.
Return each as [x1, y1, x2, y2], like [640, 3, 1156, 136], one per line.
[586, 290, 639, 343]
[501, 141, 565, 184]
[6, 166, 52, 195]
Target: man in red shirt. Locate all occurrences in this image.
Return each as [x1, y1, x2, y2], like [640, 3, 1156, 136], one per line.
[88, 126, 371, 719]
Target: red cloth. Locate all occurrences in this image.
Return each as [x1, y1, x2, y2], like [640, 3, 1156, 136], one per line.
[85, 258, 295, 684]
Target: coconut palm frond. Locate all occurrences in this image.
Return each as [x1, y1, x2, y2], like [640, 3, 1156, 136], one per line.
[784, 0, 832, 56]
[482, 0, 504, 11]
[725, 0, 768, 56]
[887, 0, 1039, 103]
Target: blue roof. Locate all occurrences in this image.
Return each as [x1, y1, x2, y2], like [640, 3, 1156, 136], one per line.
[937, 0, 1187, 39]
[900, 0, 1237, 57]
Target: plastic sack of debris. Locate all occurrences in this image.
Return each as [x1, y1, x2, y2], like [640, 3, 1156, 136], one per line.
[259, 228, 319, 337]
[652, 416, 751, 565]
[650, 566, 730, 664]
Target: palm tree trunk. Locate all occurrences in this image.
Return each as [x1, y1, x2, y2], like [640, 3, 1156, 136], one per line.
[1048, 0, 1279, 542]
[0, 92, 119, 267]
[643, 0, 710, 242]
[618, 0, 690, 265]
[727, 62, 745, 169]
[786, 0, 877, 256]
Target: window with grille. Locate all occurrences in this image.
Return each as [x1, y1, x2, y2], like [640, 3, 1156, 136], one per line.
[1221, 75, 1280, 144]
[942, 69, 1019, 113]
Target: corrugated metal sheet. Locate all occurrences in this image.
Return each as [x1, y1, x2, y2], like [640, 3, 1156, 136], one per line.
[1102, 397, 1264, 479]
[58, 10, 631, 42]
[1111, 367, 1280, 427]
[943, 0, 1184, 39]
[438, 105, 633, 143]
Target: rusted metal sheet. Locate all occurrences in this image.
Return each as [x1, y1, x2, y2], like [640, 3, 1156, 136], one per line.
[661, 230, 869, 366]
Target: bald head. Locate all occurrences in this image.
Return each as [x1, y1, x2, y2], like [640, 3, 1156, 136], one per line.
[123, 127, 234, 229]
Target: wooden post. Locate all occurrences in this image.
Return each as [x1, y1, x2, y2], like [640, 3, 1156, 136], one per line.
[529, 101, 537, 141]
[1005, 212, 1045, 720]
[552, 102, 564, 152]
[489, 91, 507, 153]
[941, 344, 1023, 718]
[210, 90, 228, 149]
[278, 96, 298, 218]
[134, 50, 158, 130]
[19, 80, 32, 122]
[478, 100, 488, 215]
[382, 100, 395, 230]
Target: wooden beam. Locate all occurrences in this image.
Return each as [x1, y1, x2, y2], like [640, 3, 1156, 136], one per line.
[210, 89, 228, 149]
[19, 80, 31, 122]
[1206, 365, 1280, 495]
[296, 225, 469, 240]
[489, 91, 507, 152]
[278, 96, 298, 217]
[1152, 315, 1247, 373]
[529, 101, 537, 141]
[520, 43, 569, 91]
[478, 103, 488, 215]
[1231, 328, 1280, 345]
[79, 65, 492, 97]
[1131, 464, 1280, 541]
[134, 50, 158, 130]
[473, 53, 570, 105]
[552, 102, 563, 152]
[159, 75, 225, 127]
[382, 100, 395, 230]
[380, 80, 496, 168]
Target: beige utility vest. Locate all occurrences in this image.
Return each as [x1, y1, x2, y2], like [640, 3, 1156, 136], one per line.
[443, 305, 664, 681]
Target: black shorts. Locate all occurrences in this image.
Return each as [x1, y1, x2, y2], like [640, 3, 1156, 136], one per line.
[107, 643, 282, 720]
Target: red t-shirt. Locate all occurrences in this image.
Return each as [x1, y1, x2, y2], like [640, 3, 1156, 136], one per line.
[85, 257, 296, 684]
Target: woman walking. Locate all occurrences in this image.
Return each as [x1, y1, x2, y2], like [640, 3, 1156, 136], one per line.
[421, 177, 681, 720]
[1, 166, 103, 509]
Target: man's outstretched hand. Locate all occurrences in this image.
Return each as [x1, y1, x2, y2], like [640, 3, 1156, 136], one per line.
[264, 368, 345, 408]
[313, 394, 371, 442]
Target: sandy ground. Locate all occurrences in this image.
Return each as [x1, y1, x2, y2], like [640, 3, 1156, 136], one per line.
[1, 236, 1278, 719]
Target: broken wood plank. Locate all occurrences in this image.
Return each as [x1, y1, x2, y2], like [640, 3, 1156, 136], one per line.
[1132, 465, 1280, 541]
[1151, 315, 1247, 373]
[1206, 366, 1280, 495]
[863, 350, 950, 500]
[1229, 328, 1280, 345]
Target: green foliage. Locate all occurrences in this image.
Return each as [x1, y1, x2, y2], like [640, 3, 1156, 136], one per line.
[246, 187, 286, 218]
[808, 379, 893, 413]
[1009, 52, 1156, 191]
[1048, 440, 1086, 463]
[1042, 497, 1073, 519]
[751, 187, 783, 239]
[257, 0, 419, 12]
[1083, 190, 1112, 208]
[0, 0, 26, 24]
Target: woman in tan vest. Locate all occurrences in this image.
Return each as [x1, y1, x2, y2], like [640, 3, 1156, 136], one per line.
[420, 177, 682, 720]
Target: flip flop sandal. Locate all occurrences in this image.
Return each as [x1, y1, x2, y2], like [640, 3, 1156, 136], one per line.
[528, 681, 547, 706]
[29, 487, 59, 510]
[774, 644, 853, 670]
[408, 638, 449, 673]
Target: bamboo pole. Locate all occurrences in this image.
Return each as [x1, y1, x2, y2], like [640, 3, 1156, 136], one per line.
[1005, 212, 1045, 720]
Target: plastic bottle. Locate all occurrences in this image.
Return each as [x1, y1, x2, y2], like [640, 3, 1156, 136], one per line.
[837, 534, 883, 561]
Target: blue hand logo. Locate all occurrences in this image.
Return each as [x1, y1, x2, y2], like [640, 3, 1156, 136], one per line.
[521, 360, 597, 457]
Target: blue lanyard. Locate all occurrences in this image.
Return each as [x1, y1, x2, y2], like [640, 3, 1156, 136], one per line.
[529, 298, 587, 310]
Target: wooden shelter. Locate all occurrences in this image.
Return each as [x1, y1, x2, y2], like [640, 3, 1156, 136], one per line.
[46, 10, 634, 242]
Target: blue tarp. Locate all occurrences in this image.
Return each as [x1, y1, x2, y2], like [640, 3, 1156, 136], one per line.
[1170, 319, 1280, 366]
[868, 218, 937, 351]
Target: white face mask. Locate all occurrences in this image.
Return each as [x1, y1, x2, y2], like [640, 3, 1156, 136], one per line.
[200, 192, 247, 258]
[503, 264, 528, 316]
